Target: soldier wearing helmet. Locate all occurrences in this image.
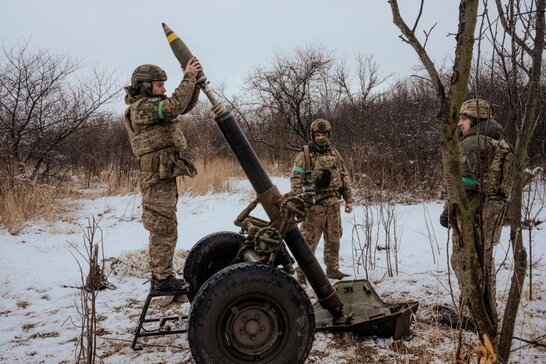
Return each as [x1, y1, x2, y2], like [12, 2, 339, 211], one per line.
[290, 118, 354, 283]
[440, 98, 512, 326]
[124, 58, 202, 294]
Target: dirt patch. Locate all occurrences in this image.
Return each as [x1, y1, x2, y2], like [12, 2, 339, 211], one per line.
[22, 323, 36, 331]
[29, 331, 59, 339]
[97, 314, 107, 322]
[16, 301, 30, 309]
[106, 249, 188, 278]
[95, 328, 111, 336]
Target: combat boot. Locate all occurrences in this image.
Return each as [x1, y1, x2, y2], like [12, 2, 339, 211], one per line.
[326, 268, 350, 280]
[150, 274, 188, 294]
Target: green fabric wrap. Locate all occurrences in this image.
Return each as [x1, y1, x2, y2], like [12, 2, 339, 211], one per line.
[158, 100, 165, 120]
[462, 177, 478, 185]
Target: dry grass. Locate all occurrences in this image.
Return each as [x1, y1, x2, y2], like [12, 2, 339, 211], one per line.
[0, 158, 263, 234]
[0, 178, 80, 235]
[97, 163, 139, 196]
[0, 157, 306, 234]
[98, 158, 253, 197]
[176, 158, 246, 196]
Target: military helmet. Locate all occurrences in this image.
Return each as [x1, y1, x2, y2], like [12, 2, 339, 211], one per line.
[131, 64, 167, 88]
[310, 118, 332, 135]
[460, 98, 491, 120]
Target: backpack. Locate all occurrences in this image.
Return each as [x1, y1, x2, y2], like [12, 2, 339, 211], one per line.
[486, 137, 514, 201]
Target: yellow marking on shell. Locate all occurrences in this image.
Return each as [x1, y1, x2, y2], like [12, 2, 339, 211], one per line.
[167, 33, 179, 43]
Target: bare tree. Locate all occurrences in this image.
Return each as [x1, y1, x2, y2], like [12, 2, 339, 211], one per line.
[491, 0, 545, 361]
[0, 44, 120, 181]
[334, 55, 391, 115]
[244, 46, 336, 142]
[389, 0, 545, 361]
[388, 0, 500, 351]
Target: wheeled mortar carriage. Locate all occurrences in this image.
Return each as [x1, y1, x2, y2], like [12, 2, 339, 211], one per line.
[132, 23, 419, 364]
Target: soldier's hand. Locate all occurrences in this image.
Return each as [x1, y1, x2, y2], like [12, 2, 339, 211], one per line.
[345, 202, 353, 213]
[184, 57, 202, 76]
[439, 208, 449, 228]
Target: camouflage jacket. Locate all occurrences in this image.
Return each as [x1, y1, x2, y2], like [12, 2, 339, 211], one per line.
[124, 73, 199, 189]
[458, 118, 504, 197]
[290, 143, 354, 206]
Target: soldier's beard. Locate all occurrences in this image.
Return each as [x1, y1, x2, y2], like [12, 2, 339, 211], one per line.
[315, 136, 329, 146]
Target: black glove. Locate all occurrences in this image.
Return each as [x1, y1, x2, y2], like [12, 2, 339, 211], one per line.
[439, 208, 449, 228]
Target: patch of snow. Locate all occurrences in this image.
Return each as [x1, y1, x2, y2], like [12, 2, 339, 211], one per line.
[0, 177, 544, 363]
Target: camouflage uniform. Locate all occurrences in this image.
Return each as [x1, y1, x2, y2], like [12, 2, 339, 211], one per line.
[124, 65, 199, 281]
[449, 99, 510, 322]
[291, 136, 353, 278]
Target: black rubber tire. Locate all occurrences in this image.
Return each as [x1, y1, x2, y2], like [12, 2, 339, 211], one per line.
[188, 263, 315, 364]
[183, 231, 245, 301]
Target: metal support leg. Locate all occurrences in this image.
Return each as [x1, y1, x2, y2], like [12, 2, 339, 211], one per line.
[132, 289, 189, 350]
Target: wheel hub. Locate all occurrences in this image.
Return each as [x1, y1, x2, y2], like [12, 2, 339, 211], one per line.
[228, 305, 279, 355]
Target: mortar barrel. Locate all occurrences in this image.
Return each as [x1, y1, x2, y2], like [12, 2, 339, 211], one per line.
[161, 22, 344, 319]
[214, 111, 343, 318]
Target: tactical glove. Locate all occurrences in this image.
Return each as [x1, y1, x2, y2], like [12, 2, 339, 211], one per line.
[439, 208, 449, 228]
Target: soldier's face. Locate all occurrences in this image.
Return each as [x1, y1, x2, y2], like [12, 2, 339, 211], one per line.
[314, 132, 329, 146]
[458, 116, 472, 135]
[151, 81, 166, 95]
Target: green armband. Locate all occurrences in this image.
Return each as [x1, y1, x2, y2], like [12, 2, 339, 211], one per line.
[158, 101, 165, 120]
[462, 177, 478, 185]
[293, 166, 306, 174]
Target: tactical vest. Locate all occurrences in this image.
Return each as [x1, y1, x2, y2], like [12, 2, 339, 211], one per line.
[124, 98, 187, 157]
[485, 137, 514, 200]
[303, 145, 343, 193]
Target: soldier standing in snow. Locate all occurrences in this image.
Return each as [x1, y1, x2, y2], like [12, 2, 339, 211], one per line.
[291, 119, 354, 284]
[123, 59, 202, 293]
[440, 98, 513, 324]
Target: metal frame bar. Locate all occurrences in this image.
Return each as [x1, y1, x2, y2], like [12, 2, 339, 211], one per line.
[132, 290, 189, 350]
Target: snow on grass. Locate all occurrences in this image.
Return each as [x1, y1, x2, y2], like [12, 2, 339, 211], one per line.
[0, 177, 544, 363]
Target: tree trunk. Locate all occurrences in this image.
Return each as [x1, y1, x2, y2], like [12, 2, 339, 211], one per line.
[389, 0, 499, 349]
[498, 1, 545, 360]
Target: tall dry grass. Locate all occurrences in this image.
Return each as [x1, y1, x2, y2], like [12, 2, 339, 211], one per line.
[98, 165, 139, 196]
[177, 158, 245, 195]
[0, 178, 79, 235]
[0, 157, 307, 234]
[96, 158, 255, 197]
[176, 158, 293, 196]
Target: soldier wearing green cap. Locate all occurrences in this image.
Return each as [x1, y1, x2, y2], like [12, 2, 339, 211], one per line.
[440, 98, 513, 323]
[291, 118, 354, 284]
[124, 58, 202, 294]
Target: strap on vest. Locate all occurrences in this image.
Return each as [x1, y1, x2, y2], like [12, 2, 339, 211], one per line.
[331, 147, 343, 166]
[303, 145, 312, 171]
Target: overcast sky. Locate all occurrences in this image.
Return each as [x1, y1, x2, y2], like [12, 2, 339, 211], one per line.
[1, 0, 461, 113]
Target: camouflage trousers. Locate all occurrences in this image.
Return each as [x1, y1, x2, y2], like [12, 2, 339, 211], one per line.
[451, 198, 506, 322]
[296, 202, 342, 275]
[141, 178, 178, 280]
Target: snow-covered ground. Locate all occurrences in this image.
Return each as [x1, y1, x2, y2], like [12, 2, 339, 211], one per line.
[1, 177, 544, 363]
